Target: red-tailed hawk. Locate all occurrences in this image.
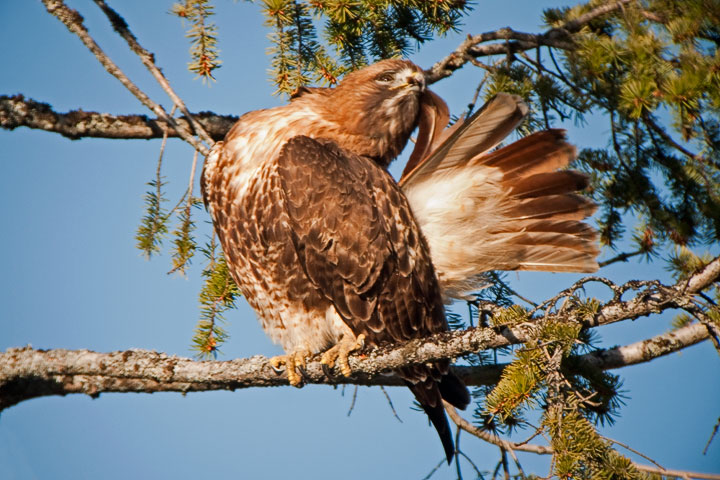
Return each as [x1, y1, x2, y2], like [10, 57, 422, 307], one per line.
[201, 59, 598, 463]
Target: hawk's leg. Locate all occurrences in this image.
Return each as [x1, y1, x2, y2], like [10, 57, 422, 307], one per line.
[320, 333, 366, 378]
[270, 349, 311, 387]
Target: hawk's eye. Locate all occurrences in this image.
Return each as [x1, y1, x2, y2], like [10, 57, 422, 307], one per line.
[375, 72, 395, 83]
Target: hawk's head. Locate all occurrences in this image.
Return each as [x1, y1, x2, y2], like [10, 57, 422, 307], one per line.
[324, 59, 427, 165]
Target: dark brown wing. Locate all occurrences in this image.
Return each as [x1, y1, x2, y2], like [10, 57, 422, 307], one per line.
[277, 135, 446, 344]
[277, 135, 469, 463]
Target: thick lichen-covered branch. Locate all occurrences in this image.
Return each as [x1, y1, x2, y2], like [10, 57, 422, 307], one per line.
[1, 271, 714, 412]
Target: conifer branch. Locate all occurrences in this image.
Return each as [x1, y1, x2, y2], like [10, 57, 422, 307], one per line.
[424, 0, 634, 85]
[171, 0, 222, 83]
[0, 95, 236, 141]
[40, 0, 209, 155]
[135, 112, 173, 258]
[93, 0, 215, 146]
[193, 246, 237, 358]
[168, 150, 200, 275]
[445, 401, 720, 480]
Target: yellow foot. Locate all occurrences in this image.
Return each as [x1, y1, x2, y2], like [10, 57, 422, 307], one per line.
[270, 350, 311, 387]
[320, 334, 366, 378]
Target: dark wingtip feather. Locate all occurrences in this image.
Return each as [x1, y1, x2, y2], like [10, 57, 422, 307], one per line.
[439, 371, 471, 410]
[404, 370, 469, 464]
[407, 383, 455, 464]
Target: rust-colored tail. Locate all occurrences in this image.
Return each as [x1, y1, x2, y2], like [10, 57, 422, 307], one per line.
[402, 93, 599, 299]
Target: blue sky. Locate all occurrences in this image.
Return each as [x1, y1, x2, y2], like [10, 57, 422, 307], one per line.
[0, 1, 718, 478]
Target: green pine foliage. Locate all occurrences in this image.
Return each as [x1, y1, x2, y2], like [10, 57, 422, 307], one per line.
[135, 178, 169, 258]
[667, 245, 715, 281]
[488, 305, 530, 327]
[262, 0, 471, 94]
[193, 240, 241, 359]
[544, 407, 640, 479]
[172, 0, 222, 82]
[169, 197, 201, 275]
[553, 0, 720, 250]
[484, 347, 546, 422]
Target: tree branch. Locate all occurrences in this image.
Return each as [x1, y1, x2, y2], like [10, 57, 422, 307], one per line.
[91, 0, 214, 146]
[40, 0, 209, 155]
[632, 464, 720, 480]
[445, 398, 720, 480]
[2, 254, 717, 411]
[424, 0, 634, 84]
[2, 1, 641, 144]
[0, 317, 710, 413]
[0, 95, 235, 141]
[2, 256, 717, 410]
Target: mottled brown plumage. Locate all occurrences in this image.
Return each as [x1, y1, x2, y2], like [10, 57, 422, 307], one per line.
[202, 59, 469, 463]
[201, 59, 598, 463]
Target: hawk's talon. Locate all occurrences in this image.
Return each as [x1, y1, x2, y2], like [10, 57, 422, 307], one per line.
[270, 350, 310, 387]
[320, 333, 366, 378]
[296, 365, 311, 384]
[321, 363, 337, 382]
[269, 355, 286, 374]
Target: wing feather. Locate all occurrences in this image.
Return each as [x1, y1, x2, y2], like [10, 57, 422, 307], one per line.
[276, 135, 447, 344]
[400, 93, 529, 188]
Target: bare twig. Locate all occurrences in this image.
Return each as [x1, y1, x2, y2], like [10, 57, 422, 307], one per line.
[92, 0, 214, 146]
[499, 447, 510, 480]
[424, 0, 634, 84]
[379, 385, 403, 423]
[346, 385, 358, 416]
[704, 417, 720, 455]
[456, 428, 464, 480]
[598, 249, 646, 267]
[444, 402, 553, 455]
[421, 458, 446, 480]
[633, 464, 720, 480]
[643, 113, 702, 161]
[40, 0, 208, 155]
[603, 436, 665, 469]
[168, 149, 200, 275]
[456, 450, 485, 479]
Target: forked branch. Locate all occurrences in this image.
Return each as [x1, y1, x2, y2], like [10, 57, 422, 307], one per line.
[424, 0, 634, 84]
[40, 0, 209, 155]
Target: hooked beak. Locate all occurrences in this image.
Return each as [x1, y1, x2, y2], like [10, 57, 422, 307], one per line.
[390, 71, 426, 92]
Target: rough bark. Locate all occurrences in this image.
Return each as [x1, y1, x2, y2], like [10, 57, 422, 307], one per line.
[0, 94, 236, 141]
[1, 2, 637, 143]
[0, 312, 711, 412]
